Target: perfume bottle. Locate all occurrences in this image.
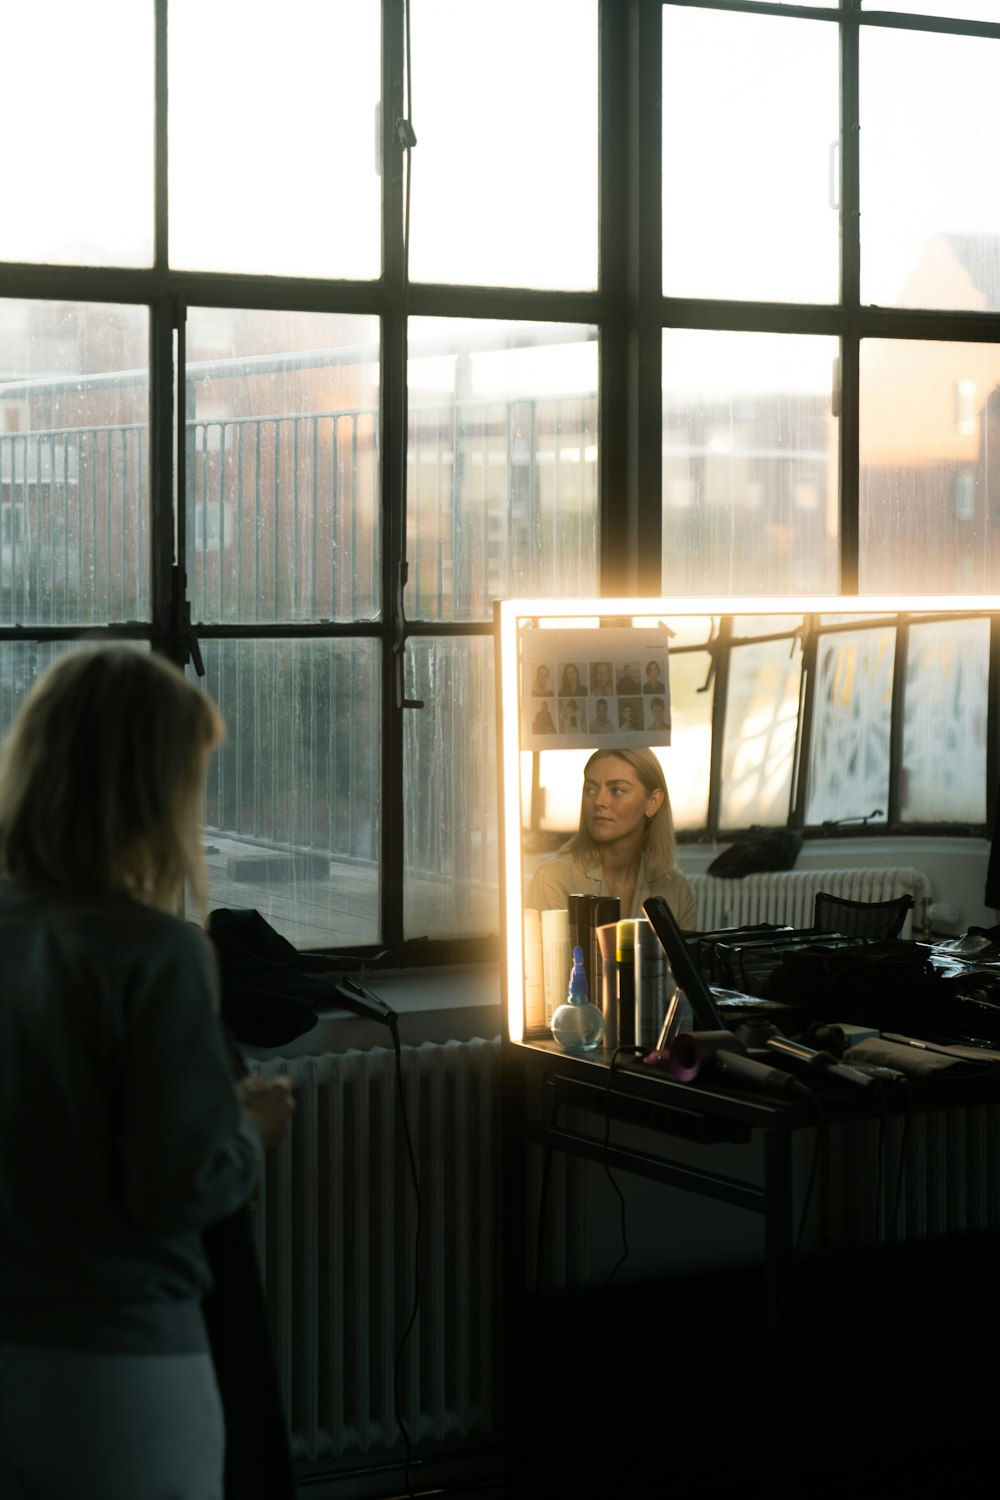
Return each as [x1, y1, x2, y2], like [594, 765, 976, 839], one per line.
[551, 945, 604, 1053]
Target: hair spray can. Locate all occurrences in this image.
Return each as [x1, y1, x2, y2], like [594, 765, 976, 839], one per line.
[635, 916, 669, 1052]
[616, 920, 636, 1049]
[595, 921, 620, 1051]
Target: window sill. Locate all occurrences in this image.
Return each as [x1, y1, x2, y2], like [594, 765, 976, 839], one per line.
[241, 962, 502, 1060]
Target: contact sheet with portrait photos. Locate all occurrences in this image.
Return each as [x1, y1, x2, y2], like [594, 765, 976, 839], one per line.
[521, 625, 671, 751]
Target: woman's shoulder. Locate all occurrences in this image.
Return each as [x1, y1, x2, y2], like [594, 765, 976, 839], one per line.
[645, 865, 694, 897]
[642, 865, 697, 927]
[525, 847, 596, 906]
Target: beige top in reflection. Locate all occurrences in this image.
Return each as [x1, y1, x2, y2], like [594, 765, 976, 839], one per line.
[525, 850, 697, 929]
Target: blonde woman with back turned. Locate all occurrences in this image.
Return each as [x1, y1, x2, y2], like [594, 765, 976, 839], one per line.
[0, 645, 295, 1500]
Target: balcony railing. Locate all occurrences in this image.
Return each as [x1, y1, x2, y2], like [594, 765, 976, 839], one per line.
[0, 371, 597, 920]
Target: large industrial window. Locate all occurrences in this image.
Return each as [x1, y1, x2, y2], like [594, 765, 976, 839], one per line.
[0, 1, 997, 959]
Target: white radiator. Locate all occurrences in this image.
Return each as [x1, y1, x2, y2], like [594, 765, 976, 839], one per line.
[687, 866, 931, 933]
[251, 1037, 500, 1462]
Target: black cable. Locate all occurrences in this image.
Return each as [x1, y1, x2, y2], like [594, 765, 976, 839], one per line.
[777, 1091, 826, 1311]
[602, 1046, 644, 1288]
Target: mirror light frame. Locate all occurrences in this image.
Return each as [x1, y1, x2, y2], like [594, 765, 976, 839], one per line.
[495, 594, 1000, 1045]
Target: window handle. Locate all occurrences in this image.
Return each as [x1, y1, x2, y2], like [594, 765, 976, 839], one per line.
[171, 568, 204, 677]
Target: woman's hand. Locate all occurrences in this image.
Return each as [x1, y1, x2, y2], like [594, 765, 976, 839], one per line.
[240, 1074, 296, 1149]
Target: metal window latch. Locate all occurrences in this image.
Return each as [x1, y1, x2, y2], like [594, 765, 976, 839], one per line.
[394, 560, 423, 709]
[183, 615, 205, 677]
[171, 570, 204, 676]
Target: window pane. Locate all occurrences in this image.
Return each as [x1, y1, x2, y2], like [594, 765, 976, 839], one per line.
[404, 638, 497, 940]
[805, 627, 894, 828]
[202, 640, 380, 949]
[409, 0, 597, 289]
[902, 617, 987, 823]
[407, 320, 599, 621]
[663, 8, 839, 303]
[861, 28, 1000, 308]
[1, 3, 153, 267]
[186, 309, 379, 624]
[859, 338, 1000, 593]
[663, 330, 839, 595]
[720, 639, 803, 829]
[169, 0, 380, 279]
[0, 301, 149, 626]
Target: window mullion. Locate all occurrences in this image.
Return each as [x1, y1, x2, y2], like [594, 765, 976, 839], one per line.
[149, 297, 177, 659]
[381, 0, 408, 956]
[624, 0, 663, 596]
[839, 1, 861, 593]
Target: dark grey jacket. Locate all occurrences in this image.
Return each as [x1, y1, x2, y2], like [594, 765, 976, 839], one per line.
[0, 879, 261, 1354]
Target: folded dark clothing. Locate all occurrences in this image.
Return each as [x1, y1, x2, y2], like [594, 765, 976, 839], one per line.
[207, 907, 331, 1046]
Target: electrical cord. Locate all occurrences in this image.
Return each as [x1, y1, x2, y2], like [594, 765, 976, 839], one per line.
[532, 1045, 643, 1293]
[776, 1091, 826, 1314]
[603, 1046, 644, 1288]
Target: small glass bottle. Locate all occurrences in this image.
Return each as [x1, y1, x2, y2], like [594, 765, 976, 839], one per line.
[551, 945, 604, 1053]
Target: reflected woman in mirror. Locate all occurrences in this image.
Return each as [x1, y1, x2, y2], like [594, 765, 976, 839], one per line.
[526, 747, 696, 925]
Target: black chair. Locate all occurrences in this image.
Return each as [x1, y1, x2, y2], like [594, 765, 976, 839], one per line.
[811, 890, 914, 940]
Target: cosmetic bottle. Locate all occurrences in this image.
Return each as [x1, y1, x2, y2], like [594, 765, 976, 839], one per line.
[635, 917, 668, 1052]
[587, 896, 620, 1025]
[541, 908, 570, 1026]
[595, 921, 620, 1051]
[616, 920, 636, 1048]
[551, 945, 604, 1054]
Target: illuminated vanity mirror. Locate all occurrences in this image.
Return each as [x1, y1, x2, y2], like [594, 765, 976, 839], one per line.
[495, 595, 1000, 1044]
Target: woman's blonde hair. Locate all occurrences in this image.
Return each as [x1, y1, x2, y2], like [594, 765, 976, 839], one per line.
[0, 644, 223, 912]
[566, 747, 678, 876]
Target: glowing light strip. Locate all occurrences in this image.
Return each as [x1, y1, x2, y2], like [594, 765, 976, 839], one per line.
[497, 593, 1000, 1046]
[498, 603, 527, 1042]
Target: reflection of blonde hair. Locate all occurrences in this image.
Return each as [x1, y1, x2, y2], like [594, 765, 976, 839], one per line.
[0, 645, 223, 913]
[566, 747, 677, 876]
